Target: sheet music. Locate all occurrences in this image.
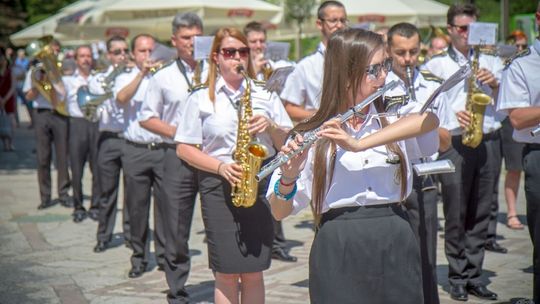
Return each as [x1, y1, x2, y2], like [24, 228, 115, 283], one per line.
[194, 36, 214, 61]
[264, 66, 295, 94]
[413, 159, 456, 176]
[419, 65, 471, 113]
[149, 43, 176, 62]
[468, 22, 498, 45]
[265, 41, 291, 61]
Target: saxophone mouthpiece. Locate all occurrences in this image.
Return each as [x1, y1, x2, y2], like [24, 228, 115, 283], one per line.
[236, 65, 245, 73]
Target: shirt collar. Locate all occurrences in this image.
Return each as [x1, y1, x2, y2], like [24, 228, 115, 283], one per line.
[216, 76, 245, 97]
[533, 38, 540, 56]
[317, 42, 326, 55]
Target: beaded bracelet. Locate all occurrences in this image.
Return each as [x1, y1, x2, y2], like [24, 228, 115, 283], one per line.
[274, 178, 297, 201]
[216, 162, 224, 175]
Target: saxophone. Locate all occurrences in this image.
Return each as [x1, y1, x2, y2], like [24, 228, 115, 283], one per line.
[231, 66, 269, 208]
[461, 46, 492, 148]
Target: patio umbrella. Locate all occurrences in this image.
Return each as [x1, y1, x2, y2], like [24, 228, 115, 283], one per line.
[55, 0, 283, 42]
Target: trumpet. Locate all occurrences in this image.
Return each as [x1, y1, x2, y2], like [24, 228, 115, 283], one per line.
[256, 80, 398, 181]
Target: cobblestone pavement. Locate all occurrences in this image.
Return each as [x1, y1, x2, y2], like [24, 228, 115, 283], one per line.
[0, 113, 533, 304]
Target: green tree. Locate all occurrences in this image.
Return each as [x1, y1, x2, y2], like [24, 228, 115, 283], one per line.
[284, 0, 317, 60]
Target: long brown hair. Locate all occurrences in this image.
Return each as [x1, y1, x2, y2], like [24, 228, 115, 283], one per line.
[206, 27, 255, 101]
[292, 28, 407, 224]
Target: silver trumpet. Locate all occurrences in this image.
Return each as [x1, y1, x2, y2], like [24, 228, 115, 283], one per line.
[256, 80, 399, 181]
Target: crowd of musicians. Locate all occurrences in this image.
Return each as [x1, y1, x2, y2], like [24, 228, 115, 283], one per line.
[18, 0, 540, 303]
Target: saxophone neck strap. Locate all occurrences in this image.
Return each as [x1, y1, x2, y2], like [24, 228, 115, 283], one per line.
[176, 58, 193, 90]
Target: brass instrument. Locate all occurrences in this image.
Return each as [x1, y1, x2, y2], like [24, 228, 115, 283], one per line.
[261, 63, 273, 81]
[77, 63, 131, 122]
[231, 66, 269, 208]
[193, 60, 202, 86]
[405, 65, 417, 103]
[461, 46, 492, 148]
[26, 37, 68, 116]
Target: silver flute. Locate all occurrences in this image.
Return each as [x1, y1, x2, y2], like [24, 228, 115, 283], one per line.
[405, 65, 417, 102]
[255, 80, 398, 181]
[531, 125, 540, 137]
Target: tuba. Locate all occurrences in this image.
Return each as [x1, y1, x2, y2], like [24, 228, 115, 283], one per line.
[461, 46, 491, 148]
[26, 37, 68, 116]
[231, 66, 269, 208]
[77, 63, 130, 122]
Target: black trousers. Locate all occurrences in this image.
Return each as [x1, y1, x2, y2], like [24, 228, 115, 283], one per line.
[162, 148, 199, 304]
[404, 172, 439, 304]
[438, 133, 501, 287]
[33, 109, 70, 204]
[69, 117, 100, 210]
[95, 132, 130, 243]
[486, 133, 503, 244]
[523, 144, 540, 302]
[122, 142, 166, 269]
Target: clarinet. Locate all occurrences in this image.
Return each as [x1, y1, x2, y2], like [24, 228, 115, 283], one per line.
[255, 80, 398, 181]
[405, 65, 417, 103]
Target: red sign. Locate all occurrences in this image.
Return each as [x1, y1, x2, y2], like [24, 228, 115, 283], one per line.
[357, 15, 386, 23]
[105, 27, 129, 38]
[227, 9, 254, 18]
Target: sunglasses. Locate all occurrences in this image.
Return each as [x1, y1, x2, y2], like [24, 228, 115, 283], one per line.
[220, 47, 250, 59]
[110, 48, 129, 55]
[451, 24, 469, 33]
[366, 58, 393, 80]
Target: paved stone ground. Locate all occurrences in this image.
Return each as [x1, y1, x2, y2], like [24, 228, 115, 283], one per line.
[0, 109, 534, 304]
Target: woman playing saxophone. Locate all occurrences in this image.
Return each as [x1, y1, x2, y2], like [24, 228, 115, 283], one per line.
[174, 27, 292, 304]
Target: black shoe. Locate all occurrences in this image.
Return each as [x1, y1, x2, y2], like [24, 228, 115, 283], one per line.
[450, 285, 468, 301]
[88, 208, 99, 221]
[466, 284, 498, 300]
[128, 265, 146, 278]
[38, 199, 57, 210]
[58, 196, 73, 208]
[124, 240, 132, 249]
[93, 241, 108, 253]
[485, 241, 508, 254]
[272, 248, 298, 262]
[157, 264, 165, 272]
[73, 209, 87, 223]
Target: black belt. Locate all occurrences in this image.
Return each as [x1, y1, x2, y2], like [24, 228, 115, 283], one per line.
[126, 140, 175, 150]
[525, 143, 540, 151]
[100, 131, 123, 139]
[36, 108, 54, 113]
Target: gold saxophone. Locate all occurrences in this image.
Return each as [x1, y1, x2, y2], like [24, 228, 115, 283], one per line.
[231, 66, 269, 208]
[461, 46, 492, 148]
[261, 63, 273, 81]
[26, 37, 68, 116]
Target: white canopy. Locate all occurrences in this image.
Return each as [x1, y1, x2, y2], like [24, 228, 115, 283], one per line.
[343, 0, 449, 28]
[9, 0, 114, 46]
[55, 0, 283, 41]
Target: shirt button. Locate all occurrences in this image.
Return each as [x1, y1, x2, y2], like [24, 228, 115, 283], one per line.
[364, 159, 369, 164]
[367, 187, 372, 191]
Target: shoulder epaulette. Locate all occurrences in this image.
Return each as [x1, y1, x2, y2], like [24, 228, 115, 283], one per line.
[419, 70, 444, 83]
[429, 50, 447, 59]
[188, 83, 207, 93]
[504, 48, 531, 69]
[252, 79, 266, 87]
[153, 59, 175, 74]
[479, 47, 497, 56]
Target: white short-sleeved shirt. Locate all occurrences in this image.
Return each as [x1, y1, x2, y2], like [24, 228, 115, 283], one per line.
[174, 76, 293, 163]
[384, 69, 443, 162]
[113, 67, 162, 144]
[265, 103, 439, 214]
[497, 39, 540, 144]
[62, 69, 90, 118]
[423, 45, 504, 135]
[22, 69, 52, 109]
[279, 42, 325, 110]
[139, 59, 209, 144]
[88, 65, 126, 132]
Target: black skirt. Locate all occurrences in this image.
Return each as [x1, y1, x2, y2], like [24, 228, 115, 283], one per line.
[198, 171, 273, 273]
[309, 204, 423, 304]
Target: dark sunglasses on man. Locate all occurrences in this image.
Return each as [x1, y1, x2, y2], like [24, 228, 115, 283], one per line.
[110, 48, 129, 55]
